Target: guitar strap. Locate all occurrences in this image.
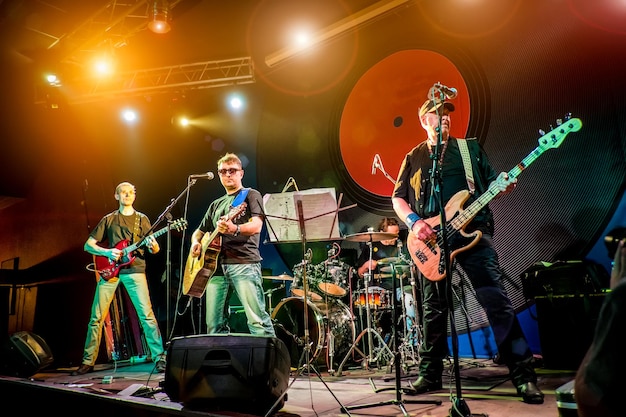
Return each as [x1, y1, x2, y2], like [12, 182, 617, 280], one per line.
[133, 213, 141, 248]
[457, 138, 476, 194]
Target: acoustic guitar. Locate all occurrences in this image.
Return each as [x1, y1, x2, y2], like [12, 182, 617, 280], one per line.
[183, 203, 247, 298]
[94, 218, 187, 281]
[408, 117, 582, 282]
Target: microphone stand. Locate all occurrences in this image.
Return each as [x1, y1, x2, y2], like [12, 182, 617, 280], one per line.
[151, 179, 200, 340]
[427, 90, 473, 417]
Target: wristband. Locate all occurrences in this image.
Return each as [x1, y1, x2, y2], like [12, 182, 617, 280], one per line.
[406, 213, 421, 230]
[233, 224, 241, 237]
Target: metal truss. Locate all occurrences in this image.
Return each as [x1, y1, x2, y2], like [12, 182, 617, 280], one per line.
[57, 57, 255, 104]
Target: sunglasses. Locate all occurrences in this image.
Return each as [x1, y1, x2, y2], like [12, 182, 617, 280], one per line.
[217, 168, 241, 176]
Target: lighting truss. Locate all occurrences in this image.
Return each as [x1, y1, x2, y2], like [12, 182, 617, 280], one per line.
[35, 57, 255, 105]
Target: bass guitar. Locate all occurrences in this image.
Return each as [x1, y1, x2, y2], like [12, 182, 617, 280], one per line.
[94, 218, 188, 281]
[408, 117, 582, 282]
[183, 203, 247, 298]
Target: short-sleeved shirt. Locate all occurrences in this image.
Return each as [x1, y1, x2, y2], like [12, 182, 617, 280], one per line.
[90, 210, 152, 274]
[198, 187, 264, 264]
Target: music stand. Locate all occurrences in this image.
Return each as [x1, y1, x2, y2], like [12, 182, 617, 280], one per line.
[262, 188, 354, 417]
[342, 262, 442, 416]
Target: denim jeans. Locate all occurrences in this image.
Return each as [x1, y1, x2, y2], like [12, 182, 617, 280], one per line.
[205, 262, 276, 336]
[81, 272, 164, 366]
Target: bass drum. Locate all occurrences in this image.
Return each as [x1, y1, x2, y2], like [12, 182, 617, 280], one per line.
[272, 297, 354, 369]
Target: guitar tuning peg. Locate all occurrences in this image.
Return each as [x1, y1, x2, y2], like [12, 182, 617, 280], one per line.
[556, 118, 563, 126]
[565, 112, 572, 120]
[549, 124, 554, 131]
[538, 129, 546, 136]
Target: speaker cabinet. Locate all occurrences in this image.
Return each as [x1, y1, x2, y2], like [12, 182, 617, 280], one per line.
[535, 293, 605, 370]
[0, 331, 54, 377]
[164, 334, 290, 415]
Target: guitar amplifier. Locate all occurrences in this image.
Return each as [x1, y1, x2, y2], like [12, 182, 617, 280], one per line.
[163, 333, 291, 415]
[521, 260, 609, 299]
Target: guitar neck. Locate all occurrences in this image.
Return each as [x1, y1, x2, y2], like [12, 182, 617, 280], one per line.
[123, 225, 170, 254]
[449, 143, 547, 231]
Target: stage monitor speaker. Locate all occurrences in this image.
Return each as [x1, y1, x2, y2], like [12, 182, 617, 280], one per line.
[535, 293, 605, 370]
[163, 333, 290, 415]
[0, 331, 54, 377]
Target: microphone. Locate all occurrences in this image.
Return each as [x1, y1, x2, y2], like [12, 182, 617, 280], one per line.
[189, 172, 214, 180]
[428, 82, 457, 100]
[371, 154, 380, 175]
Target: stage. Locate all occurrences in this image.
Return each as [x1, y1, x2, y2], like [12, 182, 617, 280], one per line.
[0, 355, 573, 417]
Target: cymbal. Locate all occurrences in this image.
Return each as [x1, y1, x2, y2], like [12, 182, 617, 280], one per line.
[344, 231, 398, 242]
[377, 257, 408, 265]
[380, 265, 410, 274]
[263, 274, 293, 281]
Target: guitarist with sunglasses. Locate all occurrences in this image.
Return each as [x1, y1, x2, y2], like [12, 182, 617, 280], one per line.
[72, 182, 166, 376]
[189, 153, 275, 337]
[392, 94, 544, 404]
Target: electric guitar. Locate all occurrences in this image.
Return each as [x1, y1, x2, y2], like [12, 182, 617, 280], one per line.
[183, 203, 248, 298]
[408, 117, 582, 282]
[94, 219, 187, 281]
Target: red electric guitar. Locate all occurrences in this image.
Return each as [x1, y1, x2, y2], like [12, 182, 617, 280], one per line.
[94, 218, 187, 281]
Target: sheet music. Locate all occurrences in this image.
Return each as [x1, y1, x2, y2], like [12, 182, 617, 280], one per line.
[263, 188, 341, 243]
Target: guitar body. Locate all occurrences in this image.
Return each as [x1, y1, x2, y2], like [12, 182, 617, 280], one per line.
[183, 234, 222, 298]
[408, 190, 482, 282]
[94, 239, 136, 281]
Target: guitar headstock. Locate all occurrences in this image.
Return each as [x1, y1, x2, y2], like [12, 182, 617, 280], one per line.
[537, 115, 582, 150]
[229, 202, 248, 221]
[172, 218, 188, 232]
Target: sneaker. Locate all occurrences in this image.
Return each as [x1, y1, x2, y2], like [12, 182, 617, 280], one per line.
[155, 357, 166, 373]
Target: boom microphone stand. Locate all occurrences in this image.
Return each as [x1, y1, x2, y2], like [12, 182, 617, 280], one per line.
[426, 84, 475, 417]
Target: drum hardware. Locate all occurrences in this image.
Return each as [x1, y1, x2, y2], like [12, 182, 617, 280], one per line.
[264, 284, 285, 315]
[336, 228, 395, 376]
[343, 261, 441, 415]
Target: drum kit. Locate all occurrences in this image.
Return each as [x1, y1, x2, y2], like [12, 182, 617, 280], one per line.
[265, 230, 423, 373]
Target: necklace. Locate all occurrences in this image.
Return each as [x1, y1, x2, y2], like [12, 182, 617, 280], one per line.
[428, 140, 449, 165]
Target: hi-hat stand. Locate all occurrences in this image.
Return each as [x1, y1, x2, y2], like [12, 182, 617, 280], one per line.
[342, 262, 442, 416]
[335, 229, 395, 376]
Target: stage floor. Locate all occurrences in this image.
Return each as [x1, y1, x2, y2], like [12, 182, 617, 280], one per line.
[0, 355, 575, 417]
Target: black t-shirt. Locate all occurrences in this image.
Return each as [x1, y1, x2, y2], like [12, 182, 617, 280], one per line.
[392, 137, 499, 235]
[198, 187, 264, 265]
[90, 210, 152, 274]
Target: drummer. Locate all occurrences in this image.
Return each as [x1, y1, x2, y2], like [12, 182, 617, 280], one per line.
[354, 217, 417, 345]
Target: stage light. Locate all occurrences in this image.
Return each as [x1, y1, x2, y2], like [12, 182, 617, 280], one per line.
[148, 0, 171, 34]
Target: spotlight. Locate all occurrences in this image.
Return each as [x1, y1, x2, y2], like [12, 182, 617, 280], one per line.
[148, 0, 171, 34]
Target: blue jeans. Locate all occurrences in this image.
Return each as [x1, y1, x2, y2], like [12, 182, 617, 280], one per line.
[205, 262, 276, 336]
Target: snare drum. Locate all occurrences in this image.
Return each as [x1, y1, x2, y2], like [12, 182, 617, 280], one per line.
[353, 286, 390, 309]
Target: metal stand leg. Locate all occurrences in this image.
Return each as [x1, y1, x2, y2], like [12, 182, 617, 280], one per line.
[341, 262, 442, 415]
